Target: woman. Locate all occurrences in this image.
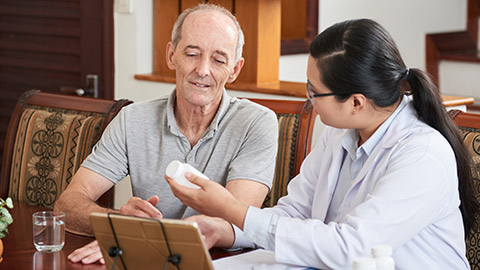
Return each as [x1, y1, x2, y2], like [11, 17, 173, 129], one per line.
[166, 19, 477, 269]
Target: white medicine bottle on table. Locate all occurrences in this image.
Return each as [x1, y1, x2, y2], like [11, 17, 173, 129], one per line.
[353, 257, 377, 270]
[166, 160, 209, 189]
[371, 245, 395, 270]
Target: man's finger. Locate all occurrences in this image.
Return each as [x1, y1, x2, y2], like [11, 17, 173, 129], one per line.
[120, 197, 163, 219]
[130, 205, 163, 219]
[147, 195, 159, 206]
[68, 240, 101, 264]
[142, 203, 163, 219]
[81, 251, 104, 265]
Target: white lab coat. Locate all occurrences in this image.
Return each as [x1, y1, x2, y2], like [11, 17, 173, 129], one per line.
[260, 98, 469, 269]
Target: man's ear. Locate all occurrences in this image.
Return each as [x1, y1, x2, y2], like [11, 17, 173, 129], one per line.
[227, 57, 245, 84]
[166, 42, 176, 70]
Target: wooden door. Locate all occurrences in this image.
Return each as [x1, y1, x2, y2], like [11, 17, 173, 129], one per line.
[0, 0, 114, 172]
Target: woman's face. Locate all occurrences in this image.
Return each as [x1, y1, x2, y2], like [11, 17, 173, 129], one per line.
[306, 55, 354, 128]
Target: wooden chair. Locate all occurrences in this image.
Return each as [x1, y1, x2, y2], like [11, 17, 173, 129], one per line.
[448, 109, 480, 269]
[247, 98, 317, 207]
[0, 90, 132, 209]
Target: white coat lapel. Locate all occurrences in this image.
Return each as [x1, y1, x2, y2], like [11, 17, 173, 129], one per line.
[350, 99, 417, 187]
[313, 129, 347, 220]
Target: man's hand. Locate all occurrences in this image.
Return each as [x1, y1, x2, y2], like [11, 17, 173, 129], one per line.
[68, 240, 105, 264]
[119, 195, 163, 219]
[69, 196, 163, 264]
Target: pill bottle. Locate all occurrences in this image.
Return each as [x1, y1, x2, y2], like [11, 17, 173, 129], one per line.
[371, 245, 394, 270]
[166, 160, 209, 189]
[353, 257, 377, 270]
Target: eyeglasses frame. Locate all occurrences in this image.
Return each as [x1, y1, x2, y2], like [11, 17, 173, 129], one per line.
[306, 80, 337, 99]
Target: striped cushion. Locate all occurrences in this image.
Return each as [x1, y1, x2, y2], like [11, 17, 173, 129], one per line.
[263, 113, 299, 207]
[8, 107, 104, 208]
[459, 127, 480, 269]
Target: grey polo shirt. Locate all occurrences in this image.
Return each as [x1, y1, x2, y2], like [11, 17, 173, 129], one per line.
[82, 89, 278, 219]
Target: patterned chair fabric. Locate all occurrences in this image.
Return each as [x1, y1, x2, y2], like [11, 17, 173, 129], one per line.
[448, 109, 480, 269]
[461, 127, 480, 269]
[246, 99, 317, 208]
[8, 108, 104, 207]
[1, 90, 132, 208]
[264, 113, 299, 207]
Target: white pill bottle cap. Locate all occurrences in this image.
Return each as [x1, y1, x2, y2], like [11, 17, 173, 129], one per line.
[166, 160, 184, 178]
[371, 245, 392, 257]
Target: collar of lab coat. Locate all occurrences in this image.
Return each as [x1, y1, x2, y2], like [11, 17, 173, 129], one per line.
[313, 96, 421, 221]
[350, 95, 418, 186]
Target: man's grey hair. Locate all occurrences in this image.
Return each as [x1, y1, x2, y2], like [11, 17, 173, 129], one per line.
[171, 3, 244, 64]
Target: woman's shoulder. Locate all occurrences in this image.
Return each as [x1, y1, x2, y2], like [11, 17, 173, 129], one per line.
[394, 123, 455, 166]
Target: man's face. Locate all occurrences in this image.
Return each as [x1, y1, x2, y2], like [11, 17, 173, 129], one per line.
[166, 10, 244, 107]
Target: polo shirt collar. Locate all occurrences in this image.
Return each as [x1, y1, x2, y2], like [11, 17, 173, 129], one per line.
[206, 89, 232, 135]
[166, 88, 232, 138]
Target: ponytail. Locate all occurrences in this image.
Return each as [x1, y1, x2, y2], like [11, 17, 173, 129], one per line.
[310, 18, 478, 236]
[407, 68, 478, 236]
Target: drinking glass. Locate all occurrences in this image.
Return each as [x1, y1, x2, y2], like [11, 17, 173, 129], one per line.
[32, 211, 65, 252]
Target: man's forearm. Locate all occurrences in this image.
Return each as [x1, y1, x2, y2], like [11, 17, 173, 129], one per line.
[54, 194, 118, 236]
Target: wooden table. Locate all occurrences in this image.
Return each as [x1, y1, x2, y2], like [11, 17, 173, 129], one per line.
[0, 202, 246, 269]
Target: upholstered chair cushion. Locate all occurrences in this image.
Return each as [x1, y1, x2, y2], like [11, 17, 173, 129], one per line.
[8, 107, 104, 208]
[263, 113, 299, 208]
[460, 127, 480, 269]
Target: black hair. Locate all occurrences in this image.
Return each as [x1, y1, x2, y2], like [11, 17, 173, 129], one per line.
[309, 18, 478, 236]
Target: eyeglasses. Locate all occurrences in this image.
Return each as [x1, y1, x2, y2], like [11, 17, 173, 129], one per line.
[306, 81, 337, 99]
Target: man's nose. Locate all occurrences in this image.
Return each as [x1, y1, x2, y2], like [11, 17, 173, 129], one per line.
[195, 57, 210, 77]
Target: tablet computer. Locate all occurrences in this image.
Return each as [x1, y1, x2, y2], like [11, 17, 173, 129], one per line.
[90, 212, 214, 270]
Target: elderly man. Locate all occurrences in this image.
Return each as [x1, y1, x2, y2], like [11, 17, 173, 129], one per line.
[54, 3, 278, 264]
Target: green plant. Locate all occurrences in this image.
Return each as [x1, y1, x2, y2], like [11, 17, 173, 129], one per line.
[0, 198, 13, 238]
